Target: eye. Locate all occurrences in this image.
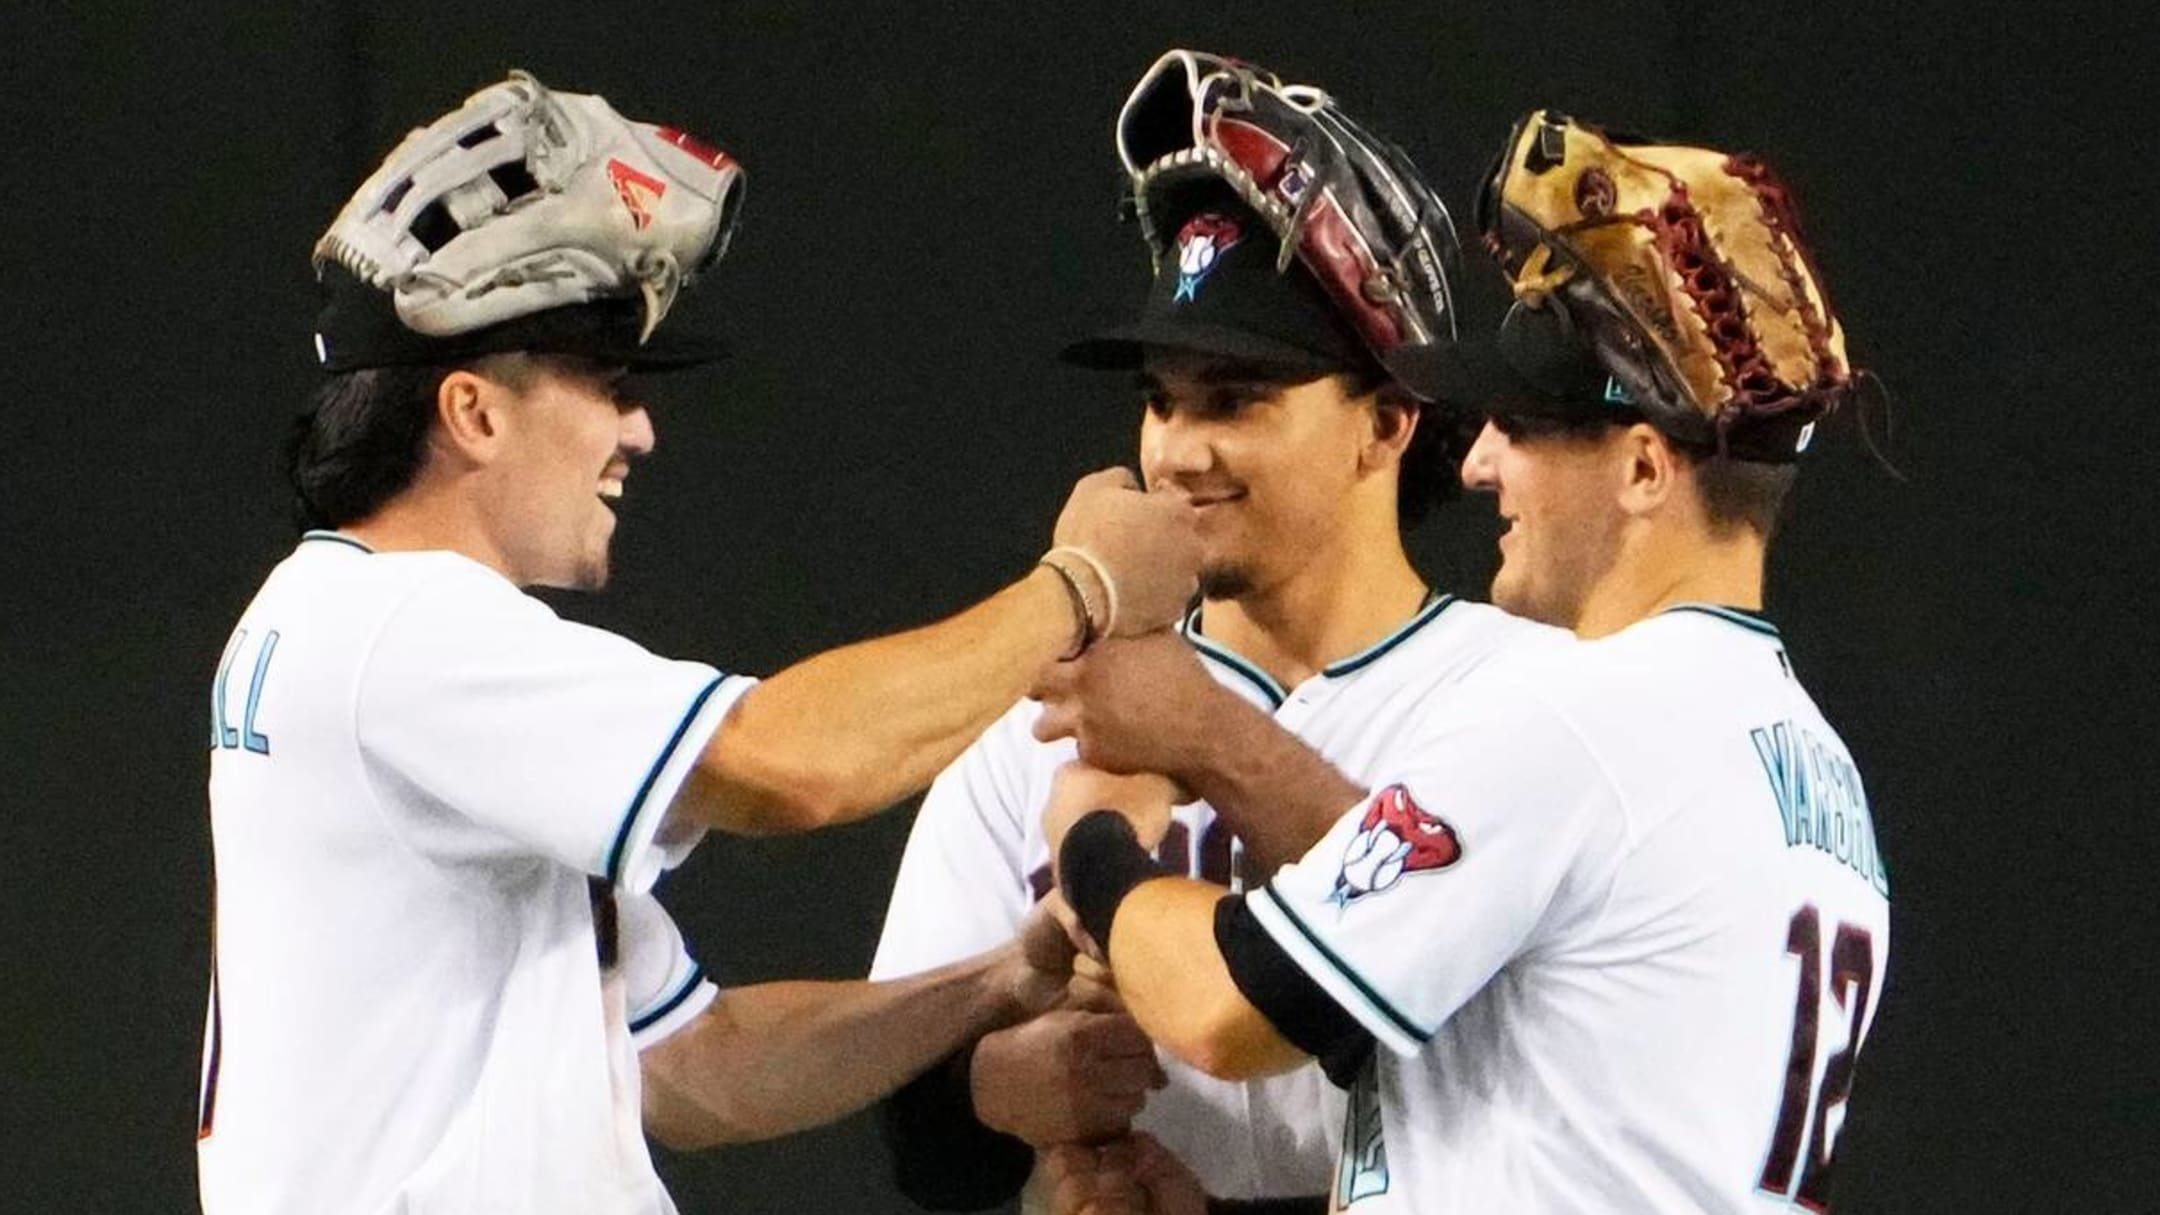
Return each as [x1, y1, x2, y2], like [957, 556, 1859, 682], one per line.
[1141, 391, 1172, 420]
[1203, 388, 1260, 418]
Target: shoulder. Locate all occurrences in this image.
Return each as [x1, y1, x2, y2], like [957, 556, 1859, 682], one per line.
[1327, 596, 1570, 686]
[1427, 597, 1574, 661]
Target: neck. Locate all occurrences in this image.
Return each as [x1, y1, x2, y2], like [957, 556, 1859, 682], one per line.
[1572, 521, 1766, 639]
[1199, 526, 1428, 688]
[344, 483, 521, 584]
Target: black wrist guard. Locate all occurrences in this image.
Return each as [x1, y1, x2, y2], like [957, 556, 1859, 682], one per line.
[1059, 810, 1164, 950]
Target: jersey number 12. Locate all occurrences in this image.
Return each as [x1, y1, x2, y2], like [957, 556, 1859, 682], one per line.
[1758, 903, 1877, 1211]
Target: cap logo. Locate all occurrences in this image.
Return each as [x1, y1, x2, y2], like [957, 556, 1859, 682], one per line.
[607, 157, 667, 231]
[1602, 375, 1636, 407]
[1172, 213, 1244, 303]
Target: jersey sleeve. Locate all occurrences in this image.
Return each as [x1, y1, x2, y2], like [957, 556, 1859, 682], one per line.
[355, 562, 756, 893]
[1245, 680, 1623, 1057]
[617, 890, 719, 1050]
[868, 699, 1048, 980]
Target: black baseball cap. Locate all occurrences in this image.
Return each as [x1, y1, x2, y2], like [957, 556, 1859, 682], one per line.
[1061, 194, 1375, 381]
[311, 264, 728, 374]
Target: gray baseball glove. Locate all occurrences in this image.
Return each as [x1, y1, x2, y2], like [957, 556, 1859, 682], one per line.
[313, 70, 744, 363]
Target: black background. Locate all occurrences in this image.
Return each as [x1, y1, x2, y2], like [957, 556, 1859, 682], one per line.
[6, 2, 2155, 1211]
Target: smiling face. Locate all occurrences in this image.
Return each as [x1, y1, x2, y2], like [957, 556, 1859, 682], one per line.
[479, 356, 654, 590]
[1458, 415, 1629, 629]
[1138, 350, 1394, 600]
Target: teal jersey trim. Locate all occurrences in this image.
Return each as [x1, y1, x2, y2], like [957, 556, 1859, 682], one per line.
[300, 529, 374, 554]
[1179, 610, 1288, 709]
[1178, 591, 1451, 704]
[1257, 882, 1429, 1045]
[1663, 602, 1781, 639]
[606, 674, 727, 885]
[1323, 593, 1455, 678]
[630, 961, 708, 1034]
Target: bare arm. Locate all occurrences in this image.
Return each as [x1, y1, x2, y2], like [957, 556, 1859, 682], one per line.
[1033, 633, 1365, 874]
[642, 908, 1074, 1149]
[676, 469, 1200, 836]
[1042, 769, 1365, 1086]
[1090, 879, 1306, 1083]
[1167, 699, 1365, 876]
[681, 566, 1076, 835]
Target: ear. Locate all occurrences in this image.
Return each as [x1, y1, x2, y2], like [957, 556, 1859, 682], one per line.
[1615, 422, 1679, 518]
[1359, 394, 1419, 475]
[433, 368, 510, 465]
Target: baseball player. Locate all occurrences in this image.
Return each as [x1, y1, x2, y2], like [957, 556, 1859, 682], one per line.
[869, 52, 1562, 1212]
[198, 72, 1198, 1214]
[1040, 111, 1890, 1212]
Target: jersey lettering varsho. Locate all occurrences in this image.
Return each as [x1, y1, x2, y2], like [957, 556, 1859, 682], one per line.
[198, 534, 752, 1215]
[872, 595, 1564, 1201]
[1248, 606, 1891, 1213]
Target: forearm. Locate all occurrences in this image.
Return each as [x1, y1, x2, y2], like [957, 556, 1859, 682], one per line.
[688, 567, 1076, 834]
[643, 946, 1032, 1147]
[1176, 700, 1364, 876]
[1103, 879, 1307, 1082]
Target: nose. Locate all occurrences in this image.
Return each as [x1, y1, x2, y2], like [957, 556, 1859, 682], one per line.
[1460, 419, 1504, 494]
[619, 404, 656, 458]
[1140, 407, 1212, 490]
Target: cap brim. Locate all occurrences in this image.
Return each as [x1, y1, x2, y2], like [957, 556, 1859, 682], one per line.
[563, 326, 729, 372]
[1059, 318, 1343, 378]
[313, 265, 728, 375]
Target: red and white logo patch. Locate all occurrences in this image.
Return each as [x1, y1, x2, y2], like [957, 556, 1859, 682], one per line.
[1330, 784, 1462, 906]
[1172, 212, 1244, 302]
[607, 158, 667, 231]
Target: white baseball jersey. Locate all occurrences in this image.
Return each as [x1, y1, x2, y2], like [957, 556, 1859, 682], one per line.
[1248, 605, 1892, 1213]
[198, 531, 752, 1215]
[873, 594, 1563, 1200]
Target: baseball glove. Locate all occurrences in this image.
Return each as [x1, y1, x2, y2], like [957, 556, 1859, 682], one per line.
[1114, 49, 1465, 402]
[1479, 110, 1851, 461]
[314, 71, 743, 357]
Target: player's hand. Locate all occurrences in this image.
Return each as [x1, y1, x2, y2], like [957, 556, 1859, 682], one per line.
[1002, 894, 1083, 1018]
[1039, 889, 1106, 967]
[1128, 1132, 1210, 1215]
[1067, 952, 1122, 1010]
[970, 1006, 1168, 1147]
[1033, 633, 1226, 780]
[1043, 1134, 1208, 1215]
[1042, 1137, 1146, 1215]
[1042, 761, 1181, 871]
[1050, 468, 1201, 638]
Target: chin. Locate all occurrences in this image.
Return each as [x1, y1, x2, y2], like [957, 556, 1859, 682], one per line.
[1490, 569, 1547, 625]
[1198, 563, 1256, 602]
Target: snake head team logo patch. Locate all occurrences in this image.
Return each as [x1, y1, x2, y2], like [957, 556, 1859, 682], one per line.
[1172, 213, 1244, 302]
[1330, 784, 1462, 906]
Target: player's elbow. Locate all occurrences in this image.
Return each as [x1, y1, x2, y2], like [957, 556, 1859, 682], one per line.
[1178, 1030, 1271, 1082]
[1153, 990, 1289, 1082]
[690, 722, 866, 836]
[643, 1039, 798, 1149]
[646, 1095, 787, 1150]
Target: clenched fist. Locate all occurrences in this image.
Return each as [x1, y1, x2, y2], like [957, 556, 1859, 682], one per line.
[1049, 469, 1201, 640]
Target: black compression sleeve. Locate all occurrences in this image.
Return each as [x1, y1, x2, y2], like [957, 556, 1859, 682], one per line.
[1060, 811, 1166, 948]
[1214, 894, 1376, 1090]
[876, 1044, 1033, 1210]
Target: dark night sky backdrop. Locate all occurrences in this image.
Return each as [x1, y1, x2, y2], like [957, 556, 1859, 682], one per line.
[4, 2, 2154, 1211]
